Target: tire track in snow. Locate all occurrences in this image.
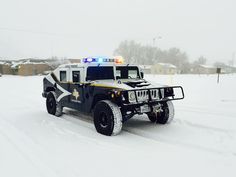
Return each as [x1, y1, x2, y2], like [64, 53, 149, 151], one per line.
[62, 110, 236, 157]
[177, 106, 236, 119]
[64, 108, 233, 135]
[122, 126, 236, 157]
[0, 118, 60, 177]
[174, 118, 235, 133]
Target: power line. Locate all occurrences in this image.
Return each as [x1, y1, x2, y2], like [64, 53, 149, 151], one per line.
[0, 27, 79, 39]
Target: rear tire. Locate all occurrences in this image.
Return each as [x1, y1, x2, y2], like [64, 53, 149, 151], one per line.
[93, 100, 122, 136]
[46, 91, 63, 117]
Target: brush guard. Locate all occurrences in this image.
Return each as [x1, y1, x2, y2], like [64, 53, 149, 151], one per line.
[120, 86, 184, 106]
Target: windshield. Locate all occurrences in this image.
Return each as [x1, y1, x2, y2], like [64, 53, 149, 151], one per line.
[86, 66, 114, 80]
[116, 66, 140, 79]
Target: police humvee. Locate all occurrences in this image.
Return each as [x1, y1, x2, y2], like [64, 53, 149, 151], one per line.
[42, 57, 184, 136]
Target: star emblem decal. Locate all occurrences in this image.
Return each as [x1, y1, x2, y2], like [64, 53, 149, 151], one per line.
[72, 89, 79, 100]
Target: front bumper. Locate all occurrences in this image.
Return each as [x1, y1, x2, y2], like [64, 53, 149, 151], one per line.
[120, 86, 184, 109]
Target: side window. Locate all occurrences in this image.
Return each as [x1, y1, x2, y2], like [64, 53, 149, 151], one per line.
[60, 71, 67, 82]
[72, 71, 80, 83]
[116, 70, 121, 79]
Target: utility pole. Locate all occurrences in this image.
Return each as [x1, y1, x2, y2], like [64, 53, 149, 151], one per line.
[216, 68, 220, 83]
[152, 36, 162, 65]
[50, 37, 54, 58]
[232, 52, 235, 67]
[153, 38, 156, 47]
[152, 36, 162, 48]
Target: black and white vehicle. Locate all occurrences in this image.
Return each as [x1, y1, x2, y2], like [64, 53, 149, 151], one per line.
[42, 57, 184, 136]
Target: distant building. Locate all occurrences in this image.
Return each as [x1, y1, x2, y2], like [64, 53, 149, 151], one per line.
[151, 63, 177, 75]
[139, 65, 152, 74]
[68, 59, 81, 63]
[0, 62, 12, 75]
[11, 60, 52, 76]
[222, 65, 236, 74]
[192, 65, 216, 74]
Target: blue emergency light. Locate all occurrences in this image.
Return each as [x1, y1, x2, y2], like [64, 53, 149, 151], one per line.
[83, 58, 96, 63]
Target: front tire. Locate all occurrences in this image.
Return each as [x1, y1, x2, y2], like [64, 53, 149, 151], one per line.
[147, 101, 175, 124]
[93, 100, 122, 136]
[147, 112, 158, 123]
[46, 91, 63, 117]
[157, 101, 175, 124]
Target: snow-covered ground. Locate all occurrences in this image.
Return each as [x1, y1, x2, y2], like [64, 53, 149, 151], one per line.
[0, 74, 236, 177]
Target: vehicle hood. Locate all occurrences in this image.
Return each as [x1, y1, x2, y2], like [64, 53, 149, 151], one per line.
[90, 79, 168, 90]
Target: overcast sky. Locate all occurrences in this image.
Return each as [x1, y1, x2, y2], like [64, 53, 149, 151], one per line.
[0, 0, 235, 63]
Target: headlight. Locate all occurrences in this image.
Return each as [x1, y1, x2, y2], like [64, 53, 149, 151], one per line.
[128, 91, 136, 103]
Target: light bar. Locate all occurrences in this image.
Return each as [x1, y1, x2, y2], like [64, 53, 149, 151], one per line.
[114, 56, 124, 64]
[82, 57, 124, 64]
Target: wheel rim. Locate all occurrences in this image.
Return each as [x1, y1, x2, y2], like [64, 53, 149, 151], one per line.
[163, 105, 169, 118]
[99, 112, 109, 128]
[47, 97, 54, 109]
[159, 103, 170, 122]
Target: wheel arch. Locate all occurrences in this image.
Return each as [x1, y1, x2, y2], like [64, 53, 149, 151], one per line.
[91, 94, 110, 111]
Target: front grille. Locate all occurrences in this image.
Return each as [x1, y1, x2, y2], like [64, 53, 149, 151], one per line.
[150, 89, 159, 100]
[136, 90, 149, 102]
[136, 89, 159, 102]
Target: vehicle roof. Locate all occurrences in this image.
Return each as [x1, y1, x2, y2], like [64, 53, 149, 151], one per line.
[58, 63, 139, 68]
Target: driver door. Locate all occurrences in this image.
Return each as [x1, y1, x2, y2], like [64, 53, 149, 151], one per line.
[69, 68, 84, 110]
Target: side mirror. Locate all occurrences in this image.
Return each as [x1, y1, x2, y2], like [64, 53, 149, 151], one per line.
[140, 71, 144, 79]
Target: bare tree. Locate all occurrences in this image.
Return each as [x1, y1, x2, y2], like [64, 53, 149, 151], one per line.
[114, 40, 189, 73]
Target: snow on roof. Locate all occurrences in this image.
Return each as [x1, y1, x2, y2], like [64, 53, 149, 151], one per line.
[0, 61, 11, 65]
[156, 63, 177, 68]
[139, 65, 152, 69]
[11, 62, 23, 68]
[199, 65, 216, 69]
[22, 59, 47, 65]
[11, 60, 48, 69]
